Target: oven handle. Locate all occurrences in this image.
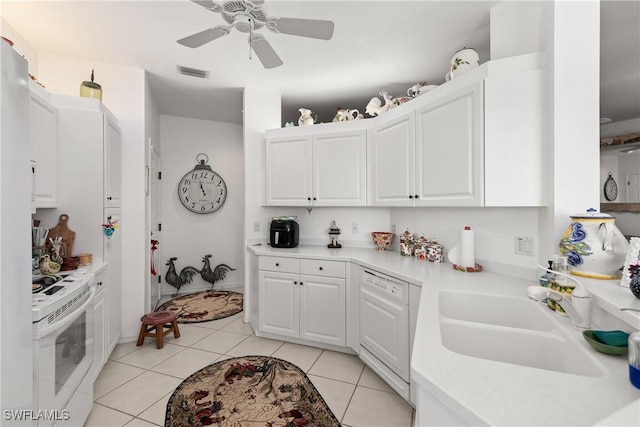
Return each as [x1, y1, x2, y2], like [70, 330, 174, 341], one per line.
[38, 286, 96, 339]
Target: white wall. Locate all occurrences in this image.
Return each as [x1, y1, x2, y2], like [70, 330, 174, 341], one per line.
[272, 207, 390, 248]
[159, 115, 244, 295]
[243, 87, 281, 327]
[390, 207, 541, 279]
[35, 52, 148, 342]
[0, 18, 38, 76]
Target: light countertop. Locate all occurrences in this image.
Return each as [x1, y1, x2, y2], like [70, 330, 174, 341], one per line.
[248, 244, 640, 425]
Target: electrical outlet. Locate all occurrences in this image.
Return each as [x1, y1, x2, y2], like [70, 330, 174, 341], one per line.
[352, 223, 359, 233]
[514, 236, 534, 256]
[253, 221, 260, 232]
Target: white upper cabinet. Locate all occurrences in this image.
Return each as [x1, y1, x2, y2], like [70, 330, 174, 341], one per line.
[312, 130, 367, 206]
[265, 135, 312, 206]
[414, 80, 484, 206]
[29, 83, 58, 208]
[370, 81, 483, 207]
[267, 54, 547, 208]
[369, 113, 415, 206]
[265, 123, 367, 207]
[369, 56, 547, 207]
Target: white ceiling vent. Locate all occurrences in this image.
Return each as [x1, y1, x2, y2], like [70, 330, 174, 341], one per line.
[177, 65, 209, 79]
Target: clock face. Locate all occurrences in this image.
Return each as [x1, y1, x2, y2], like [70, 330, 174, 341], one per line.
[178, 167, 227, 214]
[604, 174, 618, 201]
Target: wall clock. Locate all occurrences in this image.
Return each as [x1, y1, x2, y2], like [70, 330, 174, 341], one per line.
[178, 153, 227, 214]
[604, 173, 618, 201]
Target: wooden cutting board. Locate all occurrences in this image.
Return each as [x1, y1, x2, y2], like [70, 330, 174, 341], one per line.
[47, 214, 76, 257]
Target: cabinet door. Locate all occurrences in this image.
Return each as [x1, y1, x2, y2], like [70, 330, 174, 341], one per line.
[30, 90, 58, 207]
[258, 271, 299, 338]
[312, 130, 367, 206]
[265, 136, 312, 206]
[415, 81, 484, 206]
[105, 210, 122, 353]
[299, 275, 346, 346]
[104, 117, 122, 208]
[90, 272, 108, 381]
[370, 113, 415, 206]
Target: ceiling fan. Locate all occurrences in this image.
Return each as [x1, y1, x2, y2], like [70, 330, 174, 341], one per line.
[177, 0, 335, 69]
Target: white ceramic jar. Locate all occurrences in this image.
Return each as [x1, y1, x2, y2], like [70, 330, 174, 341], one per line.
[558, 209, 629, 279]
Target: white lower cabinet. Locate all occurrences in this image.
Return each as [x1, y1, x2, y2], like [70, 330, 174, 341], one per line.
[90, 269, 108, 381]
[258, 256, 346, 347]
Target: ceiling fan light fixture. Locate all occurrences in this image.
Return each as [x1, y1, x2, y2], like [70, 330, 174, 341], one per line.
[234, 14, 253, 33]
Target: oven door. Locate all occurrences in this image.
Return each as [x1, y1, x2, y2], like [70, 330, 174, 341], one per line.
[34, 287, 95, 427]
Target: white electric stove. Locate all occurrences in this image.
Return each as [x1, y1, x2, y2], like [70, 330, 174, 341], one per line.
[32, 270, 96, 427]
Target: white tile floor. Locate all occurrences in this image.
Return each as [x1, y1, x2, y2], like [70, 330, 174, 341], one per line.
[84, 313, 415, 426]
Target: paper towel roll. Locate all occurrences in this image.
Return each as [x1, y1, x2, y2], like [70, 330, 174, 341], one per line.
[459, 226, 475, 268]
[448, 226, 475, 267]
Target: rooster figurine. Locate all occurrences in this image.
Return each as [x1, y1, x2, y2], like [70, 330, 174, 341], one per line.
[200, 254, 236, 291]
[165, 257, 200, 296]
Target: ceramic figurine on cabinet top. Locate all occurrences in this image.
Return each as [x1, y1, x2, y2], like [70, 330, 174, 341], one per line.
[446, 47, 479, 81]
[365, 91, 393, 117]
[407, 82, 438, 97]
[332, 107, 363, 122]
[298, 108, 317, 126]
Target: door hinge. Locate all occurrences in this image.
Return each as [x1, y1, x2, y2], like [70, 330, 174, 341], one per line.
[158, 275, 162, 283]
[158, 171, 162, 179]
[158, 223, 162, 231]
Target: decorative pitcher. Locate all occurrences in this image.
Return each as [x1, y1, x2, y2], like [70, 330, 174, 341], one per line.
[298, 108, 317, 126]
[558, 208, 629, 279]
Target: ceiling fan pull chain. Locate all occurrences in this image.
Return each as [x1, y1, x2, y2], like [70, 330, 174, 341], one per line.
[248, 19, 253, 60]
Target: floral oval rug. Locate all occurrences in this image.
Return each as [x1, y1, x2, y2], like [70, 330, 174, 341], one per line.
[165, 355, 340, 427]
[156, 291, 243, 323]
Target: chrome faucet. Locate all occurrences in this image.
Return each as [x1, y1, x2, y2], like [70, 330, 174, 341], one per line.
[528, 265, 591, 330]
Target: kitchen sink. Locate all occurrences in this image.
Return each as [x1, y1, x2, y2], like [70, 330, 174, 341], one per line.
[439, 290, 556, 332]
[438, 291, 605, 377]
[440, 319, 605, 376]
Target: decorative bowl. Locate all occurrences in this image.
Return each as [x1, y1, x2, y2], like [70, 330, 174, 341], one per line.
[371, 232, 394, 251]
[582, 330, 629, 355]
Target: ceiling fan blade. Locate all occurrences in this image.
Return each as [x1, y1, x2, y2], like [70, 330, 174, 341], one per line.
[177, 26, 230, 48]
[249, 35, 283, 69]
[267, 17, 334, 40]
[190, 0, 222, 13]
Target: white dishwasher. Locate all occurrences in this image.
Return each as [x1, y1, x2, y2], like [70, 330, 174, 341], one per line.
[359, 268, 410, 399]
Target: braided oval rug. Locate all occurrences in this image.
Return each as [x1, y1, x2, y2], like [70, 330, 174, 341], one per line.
[165, 355, 340, 427]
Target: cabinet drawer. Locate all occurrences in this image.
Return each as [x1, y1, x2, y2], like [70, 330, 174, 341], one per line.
[300, 259, 346, 278]
[259, 256, 299, 274]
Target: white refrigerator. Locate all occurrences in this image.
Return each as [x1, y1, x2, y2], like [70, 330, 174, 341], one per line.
[0, 41, 34, 415]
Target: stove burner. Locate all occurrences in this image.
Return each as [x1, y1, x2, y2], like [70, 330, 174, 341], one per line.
[32, 276, 62, 294]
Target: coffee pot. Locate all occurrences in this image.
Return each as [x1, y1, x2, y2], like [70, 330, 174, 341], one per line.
[558, 208, 629, 279]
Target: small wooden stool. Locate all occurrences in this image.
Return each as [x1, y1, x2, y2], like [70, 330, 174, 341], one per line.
[136, 311, 180, 349]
